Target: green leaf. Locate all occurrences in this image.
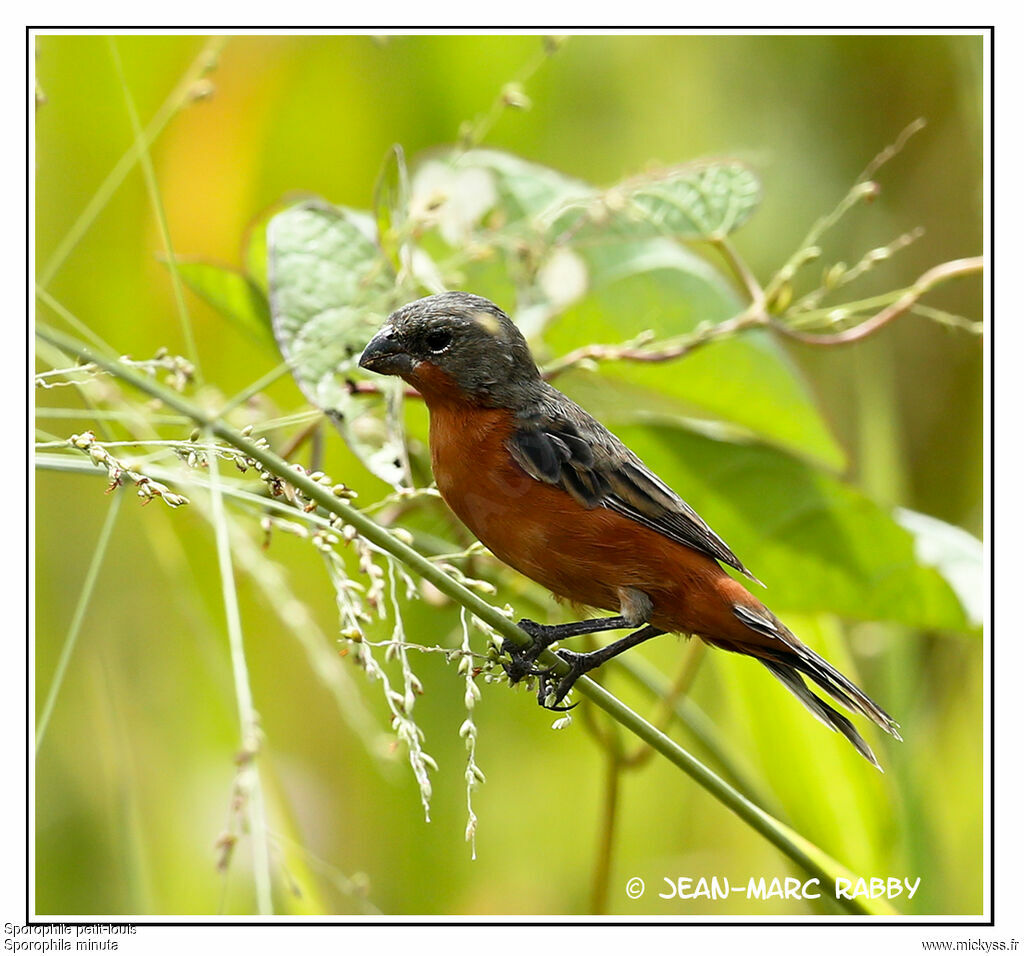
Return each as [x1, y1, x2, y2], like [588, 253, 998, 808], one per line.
[610, 422, 971, 631]
[244, 207, 274, 295]
[440, 151, 761, 242]
[544, 238, 847, 469]
[267, 199, 409, 487]
[552, 161, 762, 242]
[632, 161, 762, 238]
[245, 194, 322, 295]
[895, 508, 984, 628]
[176, 259, 274, 349]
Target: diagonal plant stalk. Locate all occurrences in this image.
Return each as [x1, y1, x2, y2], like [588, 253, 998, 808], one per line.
[35, 489, 123, 753]
[36, 321, 899, 917]
[37, 36, 226, 290]
[108, 37, 202, 379]
[615, 653, 783, 819]
[36, 285, 114, 354]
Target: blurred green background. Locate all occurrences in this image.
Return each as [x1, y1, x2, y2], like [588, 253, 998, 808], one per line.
[34, 33, 984, 917]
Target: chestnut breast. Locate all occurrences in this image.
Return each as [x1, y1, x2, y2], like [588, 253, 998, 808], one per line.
[425, 400, 741, 637]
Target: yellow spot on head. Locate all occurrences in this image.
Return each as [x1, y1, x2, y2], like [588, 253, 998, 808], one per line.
[473, 311, 502, 336]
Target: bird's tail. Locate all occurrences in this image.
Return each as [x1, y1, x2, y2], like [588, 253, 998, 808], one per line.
[731, 604, 901, 770]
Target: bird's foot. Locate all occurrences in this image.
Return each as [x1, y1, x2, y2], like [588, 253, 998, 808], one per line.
[500, 619, 555, 684]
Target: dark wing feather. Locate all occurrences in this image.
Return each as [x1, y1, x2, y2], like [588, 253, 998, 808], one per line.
[506, 389, 758, 581]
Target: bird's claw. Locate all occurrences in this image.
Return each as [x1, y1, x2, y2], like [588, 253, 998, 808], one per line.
[538, 693, 579, 712]
[535, 650, 586, 711]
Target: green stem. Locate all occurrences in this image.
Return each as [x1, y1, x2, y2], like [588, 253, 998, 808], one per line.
[36, 285, 114, 354]
[108, 38, 202, 380]
[36, 489, 123, 753]
[38, 36, 226, 289]
[615, 653, 783, 819]
[205, 450, 274, 915]
[34, 322, 896, 916]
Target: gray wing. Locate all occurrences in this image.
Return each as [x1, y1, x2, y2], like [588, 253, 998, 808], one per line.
[506, 394, 758, 582]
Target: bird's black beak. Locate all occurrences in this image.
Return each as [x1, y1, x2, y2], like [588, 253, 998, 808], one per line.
[358, 328, 416, 376]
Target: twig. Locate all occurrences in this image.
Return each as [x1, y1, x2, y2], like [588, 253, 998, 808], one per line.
[711, 236, 765, 307]
[910, 303, 983, 335]
[35, 351, 195, 391]
[622, 640, 706, 769]
[458, 37, 565, 150]
[790, 228, 925, 316]
[590, 751, 621, 915]
[771, 257, 983, 346]
[545, 253, 982, 375]
[859, 117, 927, 183]
[541, 308, 763, 381]
[346, 379, 421, 400]
[763, 118, 928, 307]
[614, 652, 784, 820]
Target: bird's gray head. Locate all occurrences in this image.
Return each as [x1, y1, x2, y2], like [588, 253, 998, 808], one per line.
[358, 292, 541, 406]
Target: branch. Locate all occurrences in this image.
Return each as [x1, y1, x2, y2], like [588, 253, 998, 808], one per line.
[35, 321, 898, 916]
[541, 308, 763, 381]
[547, 254, 983, 377]
[859, 117, 927, 183]
[711, 236, 766, 308]
[771, 257, 983, 347]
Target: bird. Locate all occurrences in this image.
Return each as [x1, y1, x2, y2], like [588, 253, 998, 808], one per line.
[358, 291, 901, 768]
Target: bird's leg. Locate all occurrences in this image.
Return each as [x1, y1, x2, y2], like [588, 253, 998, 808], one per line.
[537, 625, 666, 711]
[502, 615, 633, 684]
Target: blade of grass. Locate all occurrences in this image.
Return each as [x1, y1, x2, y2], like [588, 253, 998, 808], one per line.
[211, 496, 386, 756]
[35, 323, 900, 916]
[36, 285, 115, 354]
[206, 448, 274, 915]
[218, 360, 295, 417]
[37, 36, 226, 290]
[107, 38, 202, 379]
[36, 489, 123, 753]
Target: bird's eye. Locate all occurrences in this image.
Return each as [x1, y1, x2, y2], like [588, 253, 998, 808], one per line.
[424, 329, 453, 353]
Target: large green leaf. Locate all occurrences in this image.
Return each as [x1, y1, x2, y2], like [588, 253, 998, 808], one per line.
[895, 508, 983, 628]
[611, 421, 970, 630]
[267, 199, 409, 487]
[544, 239, 847, 470]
